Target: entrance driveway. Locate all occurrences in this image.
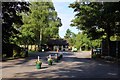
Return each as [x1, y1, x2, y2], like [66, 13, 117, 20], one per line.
[1, 51, 119, 78]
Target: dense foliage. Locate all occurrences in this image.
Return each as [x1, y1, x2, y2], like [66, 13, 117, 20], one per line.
[2, 2, 30, 57]
[2, 1, 62, 57]
[2, 2, 29, 44]
[64, 29, 101, 51]
[69, 2, 120, 53]
[69, 2, 120, 40]
[19, 2, 62, 49]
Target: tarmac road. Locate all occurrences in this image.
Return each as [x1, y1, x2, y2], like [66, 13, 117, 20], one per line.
[1, 51, 119, 78]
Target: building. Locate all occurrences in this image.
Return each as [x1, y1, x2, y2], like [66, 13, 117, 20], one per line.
[47, 39, 69, 51]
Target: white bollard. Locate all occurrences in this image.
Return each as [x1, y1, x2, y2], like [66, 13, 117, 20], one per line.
[38, 56, 40, 61]
[49, 55, 52, 58]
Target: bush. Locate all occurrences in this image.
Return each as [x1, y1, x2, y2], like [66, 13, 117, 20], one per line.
[2, 54, 6, 58]
[54, 57, 59, 62]
[92, 54, 101, 59]
[20, 51, 26, 58]
[2, 54, 7, 61]
[35, 60, 42, 64]
[59, 54, 63, 58]
[13, 50, 19, 58]
[104, 56, 115, 61]
[2, 43, 22, 58]
[48, 58, 53, 65]
[2, 43, 13, 57]
[92, 54, 96, 58]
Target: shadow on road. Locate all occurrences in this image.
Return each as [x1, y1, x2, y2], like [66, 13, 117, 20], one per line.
[2, 51, 119, 78]
[13, 56, 119, 78]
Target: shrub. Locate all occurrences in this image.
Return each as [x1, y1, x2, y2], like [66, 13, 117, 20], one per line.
[35, 60, 42, 64]
[35, 60, 42, 69]
[54, 57, 59, 62]
[92, 54, 96, 58]
[20, 51, 26, 58]
[48, 58, 53, 65]
[92, 54, 101, 59]
[13, 50, 18, 58]
[2, 54, 7, 61]
[2, 43, 13, 57]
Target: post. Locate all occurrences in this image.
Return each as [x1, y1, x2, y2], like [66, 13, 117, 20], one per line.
[38, 56, 40, 61]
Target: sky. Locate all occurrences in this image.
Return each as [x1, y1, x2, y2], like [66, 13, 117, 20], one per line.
[53, 1, 79, 38]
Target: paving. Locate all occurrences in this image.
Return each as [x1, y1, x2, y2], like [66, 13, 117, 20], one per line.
[1, 51, 119, 78]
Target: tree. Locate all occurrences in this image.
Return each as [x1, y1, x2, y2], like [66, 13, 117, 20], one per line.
[64, 29, 72, 39]
[64, 30, 101, 51]
[69, 2, 120, 55]
[2, 2, 29, 44]
[64, 29, 74, 46]
[75, 33, 90, 50]
[2, 2, 30, 57]
[19, 1, 62, 50]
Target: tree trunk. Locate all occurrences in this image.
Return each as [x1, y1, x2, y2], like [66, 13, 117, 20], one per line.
[38, 29, 42, 51]
[106, 24, 111, 56]
[35, 43, 36, 51]
[31, 45, 32, 51]
[107, 35, 110, 56]
[27, 44, 28, 49]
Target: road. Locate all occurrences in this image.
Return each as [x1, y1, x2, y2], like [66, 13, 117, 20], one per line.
[1, 51, 119, 78]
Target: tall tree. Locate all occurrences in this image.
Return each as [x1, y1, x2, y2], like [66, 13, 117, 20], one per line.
[2, 2, 29, 44]
[2, 2, 29, 56]
[75, 33, 91, 50]
[64, 30, 101, 51]
[20, 1, 62, 50]
[69, 2, 120, 55]
[64, 29, 72, 39]
[64, 29, 76, 46]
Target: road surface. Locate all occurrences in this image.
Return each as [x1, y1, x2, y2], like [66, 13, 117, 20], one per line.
[1, 51, 119, 78]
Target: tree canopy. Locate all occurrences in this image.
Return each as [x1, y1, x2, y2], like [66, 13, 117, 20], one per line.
[64, 30, 101, 51]
[19, 2, 62, 48]
[69, 1, 120, 53]
[2, 2, 30, 44]
[2, 1, 62, 52]
[2, 2, 30, 57]
[69, 2, 120, 40]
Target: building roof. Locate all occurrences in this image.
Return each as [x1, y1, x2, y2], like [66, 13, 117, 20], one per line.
[47, 39, 69, 46]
